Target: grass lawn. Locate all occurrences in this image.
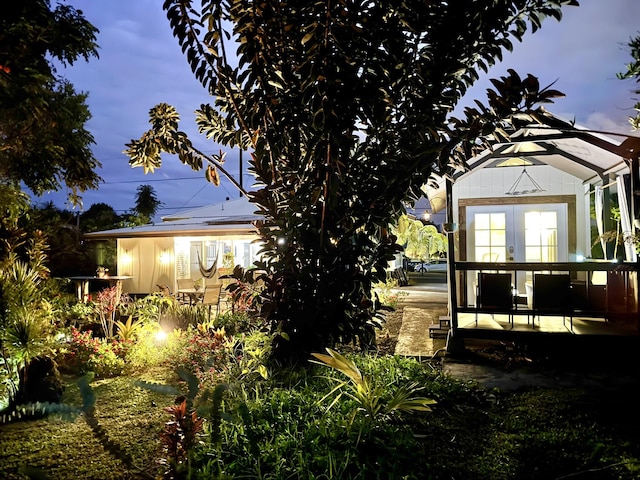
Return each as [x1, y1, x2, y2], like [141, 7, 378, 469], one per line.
[1, 357, 640, 479]
[0, 367, 175, 480]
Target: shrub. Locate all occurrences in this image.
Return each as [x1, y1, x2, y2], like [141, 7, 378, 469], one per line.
[126, 322, 170, 370]
[56, 327, 129, 378]
[210, 310, 264, 336]
[162, 328, 234, 389]
[373, 278, 407, 309]
[95, 285, 122, 339]
[186, 354, 441, 479]
[66, 301, 97, 328]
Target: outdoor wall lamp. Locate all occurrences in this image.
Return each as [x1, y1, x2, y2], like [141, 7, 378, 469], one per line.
[159, 250, 171, 265]
[121, 250, 132, 265]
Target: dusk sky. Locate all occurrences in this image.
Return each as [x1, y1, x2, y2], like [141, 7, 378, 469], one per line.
[35, 1, 640, 218]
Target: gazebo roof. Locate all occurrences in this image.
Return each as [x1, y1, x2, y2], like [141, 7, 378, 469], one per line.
[426, 112, 640, 212]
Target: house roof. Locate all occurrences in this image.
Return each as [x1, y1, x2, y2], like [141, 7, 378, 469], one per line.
[426, 112, 640, 213]
[84, 196, 262, 240]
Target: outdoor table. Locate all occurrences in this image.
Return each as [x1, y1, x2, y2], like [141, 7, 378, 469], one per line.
[69, 275, 133, 302]
[177, 288, 205, 305]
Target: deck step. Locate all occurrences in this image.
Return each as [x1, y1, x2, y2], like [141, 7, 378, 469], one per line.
[428, 325, 449, 338]
[439, 316, 451, 328]
[428, 316, 452, 338]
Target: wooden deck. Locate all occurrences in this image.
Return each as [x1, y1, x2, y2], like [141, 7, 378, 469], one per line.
[459, 311, 635, 334]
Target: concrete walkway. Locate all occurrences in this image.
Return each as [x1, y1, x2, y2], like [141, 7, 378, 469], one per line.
[393, 272, 449, 358]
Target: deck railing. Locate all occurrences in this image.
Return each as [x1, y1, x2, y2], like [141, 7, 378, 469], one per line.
[452, 261, 639, 328]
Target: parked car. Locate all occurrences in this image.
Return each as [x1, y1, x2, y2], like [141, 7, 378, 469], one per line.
[410, 259, 447, 273]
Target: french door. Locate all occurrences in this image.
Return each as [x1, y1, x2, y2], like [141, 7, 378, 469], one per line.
[467, 203, 568, 291]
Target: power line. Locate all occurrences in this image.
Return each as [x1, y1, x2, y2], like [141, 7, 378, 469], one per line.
[101, 176, 204, 184]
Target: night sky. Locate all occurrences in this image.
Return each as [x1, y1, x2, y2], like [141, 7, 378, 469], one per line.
[34, 1, 640, 219]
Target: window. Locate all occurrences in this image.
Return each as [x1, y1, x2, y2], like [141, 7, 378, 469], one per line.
[474, 213, 506, 262]
[524, 211, 558, 262]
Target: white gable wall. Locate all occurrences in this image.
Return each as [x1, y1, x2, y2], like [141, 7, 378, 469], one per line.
[117, 237, 175, 295]
[453, 164, 591, 259]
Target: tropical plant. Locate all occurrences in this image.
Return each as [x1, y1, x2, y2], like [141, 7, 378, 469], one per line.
[372, 278, 407, 310]
[95, 285, 122, 339]
[310, 348, 436, 429]
[131, 184, 162, 224]
[393, 214, 447, 261]
[0, 225, 55, 408]
[162, 327, 235, 389]
[67, 301, 97, 328]
[132, 292, 174, 324]
[222, 265, 265, 315]
[210, 309, 263, 336]
[56, 327, 129, 377]
[115, 315, 141, 342]
[160, 398, 205, 478]
[125, 1, 576, 363]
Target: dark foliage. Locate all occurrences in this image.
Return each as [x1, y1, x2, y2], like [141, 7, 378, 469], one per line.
[127, 0, 577, 364]
[0, 0, 101, 205]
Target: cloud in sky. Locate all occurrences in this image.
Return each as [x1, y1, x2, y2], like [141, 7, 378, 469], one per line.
[36, 1, 640, 216]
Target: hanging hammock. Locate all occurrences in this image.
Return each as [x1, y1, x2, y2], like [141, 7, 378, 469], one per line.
[196, 248, 218, 279]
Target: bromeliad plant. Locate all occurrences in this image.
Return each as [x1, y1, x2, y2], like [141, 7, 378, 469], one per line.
[95, 284, 122, 339]
[311, 348, 436, 429]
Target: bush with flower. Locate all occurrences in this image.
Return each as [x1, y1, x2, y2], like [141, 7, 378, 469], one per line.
[56, 327, 130, 377]
[162, 326, 235, 388]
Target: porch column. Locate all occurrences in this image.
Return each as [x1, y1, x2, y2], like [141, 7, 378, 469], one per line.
[602, 175, 614, 260]
[445, 177, 465, 353]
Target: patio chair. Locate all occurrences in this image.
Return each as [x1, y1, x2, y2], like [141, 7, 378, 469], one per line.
[532, 273, 573, 331]
[475, 272, 514, 326]
[202, 283, 223, 320]
[176, 278, 193, 304]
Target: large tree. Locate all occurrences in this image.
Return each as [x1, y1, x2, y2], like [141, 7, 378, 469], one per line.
[0, 0, 100, 206]
[126, 0, 576, 363]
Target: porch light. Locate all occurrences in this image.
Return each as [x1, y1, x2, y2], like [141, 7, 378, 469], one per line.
[159, 250, 171, 265]
[121, 250, 132, 265]
[154, 329, 168, 344]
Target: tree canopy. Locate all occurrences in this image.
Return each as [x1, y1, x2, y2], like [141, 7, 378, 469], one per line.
[127, 0, 577, 363]
[618, 34, 640, 130]
[133, 184, 163, 224]
[0, 0, 100, 205]
[393, 215, 447, 262]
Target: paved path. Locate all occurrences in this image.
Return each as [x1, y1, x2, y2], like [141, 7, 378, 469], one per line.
[393, 272, 448, 358]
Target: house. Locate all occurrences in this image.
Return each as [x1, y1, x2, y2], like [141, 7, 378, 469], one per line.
[84, 197, 263, 296]
[425, 112, 640, 347]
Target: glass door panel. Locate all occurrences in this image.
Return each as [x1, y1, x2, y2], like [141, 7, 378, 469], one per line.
[472, 212, 508, 262]
[467, 203, 568, 297]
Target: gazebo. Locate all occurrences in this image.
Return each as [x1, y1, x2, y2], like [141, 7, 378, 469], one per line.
[425, 112, 640, 349]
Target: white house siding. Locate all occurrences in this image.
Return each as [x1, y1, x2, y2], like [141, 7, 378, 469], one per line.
[117, 237, 174, 295]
